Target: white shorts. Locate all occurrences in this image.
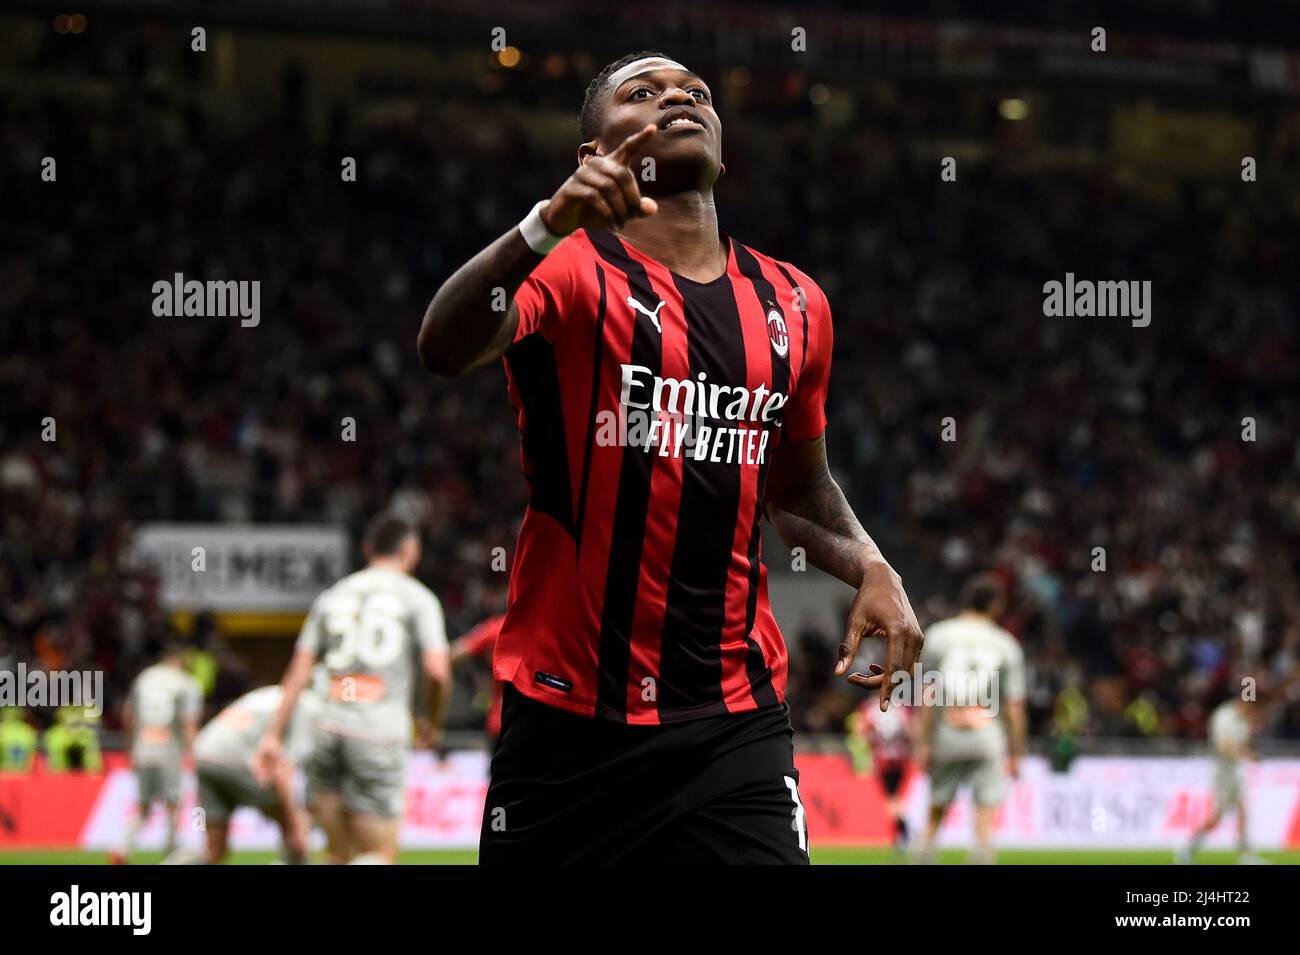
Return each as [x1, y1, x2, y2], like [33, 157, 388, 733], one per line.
[135, 762, 182, 806]
[305, 728, 407, 819]
[929, 757, 1005, 808]
[1214, 765, 1243, 810]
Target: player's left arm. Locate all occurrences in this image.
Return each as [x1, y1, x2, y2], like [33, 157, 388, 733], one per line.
[765, 433, 923, 710]
[1003, 700, 1027, 779]
[763, 276, 923, 709]
[1000, 643, 1028, 778]
[421, 650, 451, 748]
[415, 592, 451, 747]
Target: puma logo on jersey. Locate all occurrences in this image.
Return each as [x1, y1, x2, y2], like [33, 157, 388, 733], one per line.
[626, 296, 666, 332]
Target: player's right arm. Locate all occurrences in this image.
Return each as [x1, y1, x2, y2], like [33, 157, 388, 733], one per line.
[253, 650, 315, 782]
[417, 125, 658, 377]
[254, 605, 324, 782]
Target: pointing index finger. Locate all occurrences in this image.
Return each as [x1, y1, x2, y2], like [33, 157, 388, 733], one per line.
[608, 124, 657, 165]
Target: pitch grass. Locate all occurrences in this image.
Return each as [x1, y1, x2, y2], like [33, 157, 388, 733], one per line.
[2, 848, 1297, 865]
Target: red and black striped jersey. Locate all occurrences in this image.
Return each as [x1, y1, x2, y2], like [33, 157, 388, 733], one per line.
[495, 228, 832, 724]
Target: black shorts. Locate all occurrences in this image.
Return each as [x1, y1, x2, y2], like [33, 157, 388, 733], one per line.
[479, 684, 809, 865]
[877, 762, 905, 796]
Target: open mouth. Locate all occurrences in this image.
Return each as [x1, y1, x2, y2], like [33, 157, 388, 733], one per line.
[660, 109, 704, 131]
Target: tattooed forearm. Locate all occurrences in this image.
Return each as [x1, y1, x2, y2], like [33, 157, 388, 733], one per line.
[765, 466, 891, 589]
[418, 226, 543, 377]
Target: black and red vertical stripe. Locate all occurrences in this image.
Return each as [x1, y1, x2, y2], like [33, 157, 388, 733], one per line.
[496, 229, 825, 725]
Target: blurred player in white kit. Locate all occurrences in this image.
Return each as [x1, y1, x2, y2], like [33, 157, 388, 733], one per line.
[255, 514, 450, 864]
[1180, 695, 1263, 864]
[912, 574, 1026, 865]
[165, 683, 321, 864]
[116, 637, 204, 863]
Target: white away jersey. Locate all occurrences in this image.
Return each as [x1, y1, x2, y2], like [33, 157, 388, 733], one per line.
[920, 613, 1026, 761]
[295, 567, 447, 743]
[128, 663, 203, 766]
[1208, 701, 1251, 767]
[194, 685, 320, 768]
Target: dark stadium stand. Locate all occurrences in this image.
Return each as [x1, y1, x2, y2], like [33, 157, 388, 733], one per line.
[1, 6, 1298, 749]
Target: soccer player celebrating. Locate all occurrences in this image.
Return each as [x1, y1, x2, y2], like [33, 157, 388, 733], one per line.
[419, 52, 924, 864]
[116, 637, 203, 864]
[1180, 694, 1262, 864]
[255, 514, 450, 864]
[912, 575, 1026, 865]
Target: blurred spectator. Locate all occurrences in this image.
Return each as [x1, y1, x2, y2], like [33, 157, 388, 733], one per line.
[43, 707, 103, 772]
[0, 707, 38, 773]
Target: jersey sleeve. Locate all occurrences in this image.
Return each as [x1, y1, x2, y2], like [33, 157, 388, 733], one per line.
[511, 235, 586, 343]
[783, 275, 833, 442]
[293, 597, 326, 657]
[412, 588, 449, 654]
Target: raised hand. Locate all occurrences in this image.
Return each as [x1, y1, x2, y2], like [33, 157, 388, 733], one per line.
[838, 562, 925, 711]
[541, 124, 660, 235]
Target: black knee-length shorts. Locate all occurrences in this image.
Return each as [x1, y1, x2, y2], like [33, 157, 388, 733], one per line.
[478, 685, 809, 865]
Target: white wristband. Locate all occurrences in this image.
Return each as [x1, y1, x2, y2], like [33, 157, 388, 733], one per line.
[519, 200, 564, 255]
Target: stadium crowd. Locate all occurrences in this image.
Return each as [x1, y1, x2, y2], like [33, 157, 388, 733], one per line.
[2, 26, 1298, 746]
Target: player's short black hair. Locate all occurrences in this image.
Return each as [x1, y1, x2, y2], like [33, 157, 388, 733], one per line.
[363, 513, 416, 557]
[580, 50, 669, 141]
[960, 573, 1006, 614]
